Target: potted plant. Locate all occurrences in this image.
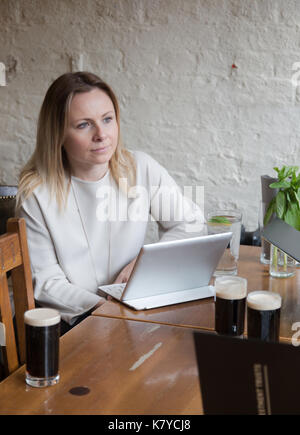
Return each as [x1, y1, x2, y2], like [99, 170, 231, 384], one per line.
[264, 165, 300, 277]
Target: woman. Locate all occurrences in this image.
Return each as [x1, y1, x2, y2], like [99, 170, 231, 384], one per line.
[17, 72, 204, 332]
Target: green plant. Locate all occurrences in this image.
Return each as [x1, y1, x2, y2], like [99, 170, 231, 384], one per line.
[264, 165, 300, 231]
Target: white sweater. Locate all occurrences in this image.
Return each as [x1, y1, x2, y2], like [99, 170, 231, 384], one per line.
[20, 151, 204, 324]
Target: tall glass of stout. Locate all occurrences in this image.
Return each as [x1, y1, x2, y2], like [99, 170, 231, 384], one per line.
[215, 276, 247, 336]
[247, 291, 281, 342]
[24, 308, 61, 387]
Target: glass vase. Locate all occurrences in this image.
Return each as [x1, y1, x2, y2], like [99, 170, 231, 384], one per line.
[259, 201, 271, 264]
[269, 244, 296, 278]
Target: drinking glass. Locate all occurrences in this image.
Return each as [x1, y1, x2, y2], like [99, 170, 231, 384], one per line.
[24, 308, 61, 387]
[269, 244, 296, 278]
[258, 201, 271, 264]
[247, 291, 281, 342]
[207, 210, 242, 276]
[214, 276, 247, 336]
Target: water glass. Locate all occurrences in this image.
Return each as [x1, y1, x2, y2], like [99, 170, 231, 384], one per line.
[207, 209, 242, 276]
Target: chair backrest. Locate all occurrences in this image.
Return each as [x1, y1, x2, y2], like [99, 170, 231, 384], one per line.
[0, 217, 35, 377]
[0, 186, 18, 235]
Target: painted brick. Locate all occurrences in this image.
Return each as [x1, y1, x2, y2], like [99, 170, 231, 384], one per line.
[0, 0, 300, 233]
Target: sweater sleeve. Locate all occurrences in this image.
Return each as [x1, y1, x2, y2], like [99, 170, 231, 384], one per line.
[135, 151, 206, 242]
[19, 194, 102, 325]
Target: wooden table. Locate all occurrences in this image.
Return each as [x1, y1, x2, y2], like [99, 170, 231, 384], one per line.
[92, 246, 300, 341]
[0, 316, 202, 415]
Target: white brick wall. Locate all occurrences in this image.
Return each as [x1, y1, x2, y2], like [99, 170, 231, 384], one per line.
[1, 0, 300, 232]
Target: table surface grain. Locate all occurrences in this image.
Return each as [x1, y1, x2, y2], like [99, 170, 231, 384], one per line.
[0, 316, 203, 415]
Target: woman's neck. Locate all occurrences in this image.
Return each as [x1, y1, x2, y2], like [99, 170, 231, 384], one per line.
[70, 163, 109, 182]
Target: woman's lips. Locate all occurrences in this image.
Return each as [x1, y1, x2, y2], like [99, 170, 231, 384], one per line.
[90, 145, 110, 153]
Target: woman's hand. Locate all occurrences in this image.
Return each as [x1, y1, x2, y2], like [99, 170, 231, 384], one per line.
[113, 257, 138, 284]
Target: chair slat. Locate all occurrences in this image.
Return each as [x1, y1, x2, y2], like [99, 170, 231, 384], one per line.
[0, 273, 19, 375]
[0, 218, 35, 378]
[0, 234, 22, 274]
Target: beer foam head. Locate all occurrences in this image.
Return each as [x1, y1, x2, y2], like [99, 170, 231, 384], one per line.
[247, 291, 282, 311]
[215, 276, 247, 300]
[24, 308, 61, 327]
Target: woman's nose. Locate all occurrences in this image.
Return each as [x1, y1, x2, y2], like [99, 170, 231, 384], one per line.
[93, 122, 106, 141]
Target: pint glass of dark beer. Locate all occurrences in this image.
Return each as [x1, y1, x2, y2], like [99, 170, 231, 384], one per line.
[215, 276, 247, 336]
[247, 291, 281, 342]
[24, 308, 61, 387]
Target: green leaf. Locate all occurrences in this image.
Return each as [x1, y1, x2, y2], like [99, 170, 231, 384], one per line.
[279, 166, 287, 179]
[290, 190, 300, 209]
[269, 180, 290, 189]
[284, 202, 300, 231]
[275, 191, 286, 219]
[287, 165, 299, 175]
[294, 178, 300, 189]
[264, 198, 276, 226]
[291, 170, 297, 184]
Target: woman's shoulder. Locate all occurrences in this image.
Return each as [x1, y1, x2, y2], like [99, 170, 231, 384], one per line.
[129, 150, 171, 186]
[130, 150, 164, 171]
[19, 182, 56, 215]
[24, 182, 50, 202]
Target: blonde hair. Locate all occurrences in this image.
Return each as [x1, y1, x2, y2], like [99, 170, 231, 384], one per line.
[16, 72, 136, 212]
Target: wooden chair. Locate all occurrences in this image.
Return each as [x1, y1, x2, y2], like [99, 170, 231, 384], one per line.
[0, 217, 35, 378]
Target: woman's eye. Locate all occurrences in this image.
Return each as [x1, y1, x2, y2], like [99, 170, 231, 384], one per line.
[77, 122, 89, 129]
[103, 117, 113, 124]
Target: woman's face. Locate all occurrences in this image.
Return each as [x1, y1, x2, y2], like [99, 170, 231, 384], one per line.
[63, 88, 119, 180]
